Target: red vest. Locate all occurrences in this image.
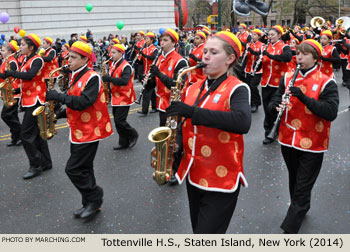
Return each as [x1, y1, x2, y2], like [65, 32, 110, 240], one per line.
[261, 40, 291, 87]
[142, 44, 157, 74]
[237, 31, 249, 50]
[66, 69, 113, 143]
[319, 44, 335, 78]
[155, 49, 186, 112]
[340, 38, 350, 59]
[188, 43, 205, 83]
[20, 55, 46, 107]
[279, 67, 332, 152]
[244, 41, 263, 74]
[109, 59, 136, 106]
[136, 39, 146, 61]
[61, 50, 69, 66]
[42, 48, 59, 79]
[176, 76, 248, 192]
[0, 56, 20, 98]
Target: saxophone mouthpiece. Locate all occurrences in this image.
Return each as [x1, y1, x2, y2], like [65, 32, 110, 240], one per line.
[196, 62, 207, 69]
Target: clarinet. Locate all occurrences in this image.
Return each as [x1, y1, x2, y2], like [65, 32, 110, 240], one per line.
[135, 48, 162, 104]
[267, 64, 301, 140]
[240, 42, 250, 67]
[252, 42, 270, 76]
[131, 43, 146, 67]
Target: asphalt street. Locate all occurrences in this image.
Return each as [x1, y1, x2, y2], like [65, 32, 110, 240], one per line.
[0, 71, 349, 234]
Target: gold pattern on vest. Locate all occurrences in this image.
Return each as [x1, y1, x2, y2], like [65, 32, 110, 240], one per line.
[74, 129, 83, 139]
[216, 165, 228, 178]
[201, 145, 212, 157]
[81, 112, 91, 123]
[218, 132, 230, 143]
[300, 138, 312, 149]
[199, 178, 208, 187]
[291, 119, 302, 130]
[94, 127, 101, 136]
[315, 121, 324, 132]
[188, 137, 193, 150]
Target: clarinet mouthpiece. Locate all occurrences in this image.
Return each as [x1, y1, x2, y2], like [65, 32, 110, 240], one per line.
[196, 62, 207, 69]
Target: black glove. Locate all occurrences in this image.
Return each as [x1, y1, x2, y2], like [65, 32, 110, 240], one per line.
[320, 56, 326, 61]
[150, 65, 160, 76]
[166, 101, 195, 118]
[102, 75, 111, 82]
[13, 88, 21, 95]
[139, 51, 144, 56]
[5, 70, 16, 78]
[341, 38, 346, 45]
[289, 86, 304, 99]
[135, 46, 141, 51]
[46, 90, 60, 101]
[248, 47, 254, 53]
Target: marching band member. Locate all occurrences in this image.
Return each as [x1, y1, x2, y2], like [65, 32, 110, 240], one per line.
[46, 41, 113, 220]
[41, 37, 60, 83]
[289, 37, 299, 71]
[188, 31, 206, 85]
[108, 38, 120, 69]
[319, 30, 340, 78]
[134, 31, 146, 83]
[149, 28, 188, 126]
[60, 43, 69, 67]
[166, 31, 251, 233]
[268, 39, 339, 233]
[260, 25, 292, 144]
[338, 29, 350, 87]
[237, 23, 251, 51]
[244, 29, 263, 112]
[102, 44, 138, 150]
[0, 40, 22, 146]
[5, 34, 52, 179]
[138, 32, 158, 116]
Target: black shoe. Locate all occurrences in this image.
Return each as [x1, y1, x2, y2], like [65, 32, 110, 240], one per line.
[73, 206, 86, 218]
[7, 139, 22, 147]
[113, 145, 129, 150]
[247, 0, 269, 16]
[42, 163, 53, 171]
[167, 175, 179, 186]
[233, 0, 251, 16]
[251, 106, 258, 113]
[129, 134, 139, 148]
[137, 110, 147, 117]
[23, 166, 42, 180]
[150, 109, 158, 114]
[80, 199, 103, 220]
[262, 137, 275, 145]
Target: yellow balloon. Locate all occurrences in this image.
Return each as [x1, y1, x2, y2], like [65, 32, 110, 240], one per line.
[19, 29, 26, 37]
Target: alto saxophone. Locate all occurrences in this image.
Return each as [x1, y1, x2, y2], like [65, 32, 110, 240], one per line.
[0, 52, 17, 107]
[32, 67, 62, 140]
[148, 62, 207, 185]
[101, 58, 110, 104]
[56, 65, 69, 91]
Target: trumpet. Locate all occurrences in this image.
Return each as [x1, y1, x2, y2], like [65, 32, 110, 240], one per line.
[0, 52, 17, 107]
[148, 62, 207, 185]
[32, 67, 62, 140]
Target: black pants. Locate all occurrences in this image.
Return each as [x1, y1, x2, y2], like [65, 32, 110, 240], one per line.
[21, 104, 52, 168]
[135, 62, 144, 83]
[262, 86, 278, 137]
[280, 145, 323, 234]
[245, 73, 262, 107]
[141, 88, 157, 113]
[65, 141, 103, 205]
[112, 106, 138, 147]
[186, 179, 241, 234]
[159, 111, 167, 126]
[1, 100, 21, 142]
[341, 59, 350, 84]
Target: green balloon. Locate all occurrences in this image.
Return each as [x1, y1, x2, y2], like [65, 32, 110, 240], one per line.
[116, 21, 124, 30]
[85, 3, 93, 12]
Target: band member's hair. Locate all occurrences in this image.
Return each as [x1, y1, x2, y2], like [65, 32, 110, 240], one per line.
[296, 43, 319, 60]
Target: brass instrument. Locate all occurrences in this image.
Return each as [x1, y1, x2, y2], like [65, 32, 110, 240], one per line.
[101, 58, 110, 104]
[310, 16, 325, 29]
[267, 64, 301, 140]
[0, 52, 17, 107]
[335, 17, 350, 36]
[148, 62, 207, 185]
[56, 65, 69, 91]
[32, 67, 62, 140]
